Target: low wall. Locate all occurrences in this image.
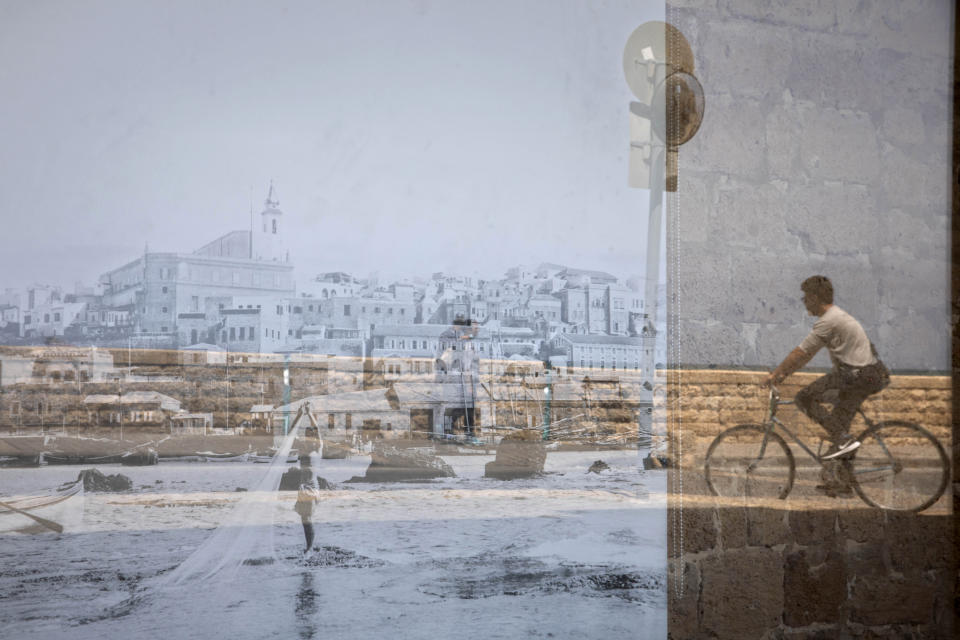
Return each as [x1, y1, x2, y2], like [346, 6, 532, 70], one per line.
[659, 370, 950, 458]
[662, 370, 953, 639]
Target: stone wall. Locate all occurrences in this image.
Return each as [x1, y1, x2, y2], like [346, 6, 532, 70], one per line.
[661, 369, 951, 457]
[667, 0, 952, 371]
[662, 368, 953, 638]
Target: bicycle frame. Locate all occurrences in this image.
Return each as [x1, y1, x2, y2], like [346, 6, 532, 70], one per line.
[762, 386, 880, 468]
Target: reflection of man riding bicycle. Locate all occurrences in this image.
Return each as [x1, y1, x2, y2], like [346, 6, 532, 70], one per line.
[703, 275, 948, 512]
[763, 276, 889, 494]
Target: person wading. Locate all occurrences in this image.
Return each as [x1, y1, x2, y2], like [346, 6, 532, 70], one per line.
[293, 452, 321, 553]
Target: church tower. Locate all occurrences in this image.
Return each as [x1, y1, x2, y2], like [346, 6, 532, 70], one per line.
[254, 181, 287, 262]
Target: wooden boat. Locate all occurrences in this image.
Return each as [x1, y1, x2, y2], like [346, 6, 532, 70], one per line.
[0, 436, 47, 466]
[42, 436, 128, 465]
[0, 480, 84, 534]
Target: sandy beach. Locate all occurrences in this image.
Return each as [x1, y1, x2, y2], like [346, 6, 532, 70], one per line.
[0, 449, 667, 639]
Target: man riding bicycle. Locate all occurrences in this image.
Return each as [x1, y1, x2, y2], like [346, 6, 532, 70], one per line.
[763, 276, 890, 493]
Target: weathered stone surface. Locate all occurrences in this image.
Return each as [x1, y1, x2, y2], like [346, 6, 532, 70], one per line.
[352, 444, 456, 483]
[667, 559, 700, 640]
[788, 509, 837, 548]
[698, 19, 795, 99]
[716, 505, 747, 550]
[783, 549, 846, 627]
[669, 506, 717, 556]
[849, 572, 937, 626]
[701, 547, 784, 639]
[746, 506, 791, 547]
[721, 0, 837, 31]
[484, 430, 545, 480]
[882, 512, 952, 573]
[77, 468, 132, 492]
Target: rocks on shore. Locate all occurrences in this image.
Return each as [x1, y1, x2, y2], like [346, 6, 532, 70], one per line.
[348, 444, 455, 483]
[321, 441, 351, 459]
[279, 466, 334, 491]
[484, 430, 546, 480]
[77, 468, 133, 492]
[587, 460, 610, 474]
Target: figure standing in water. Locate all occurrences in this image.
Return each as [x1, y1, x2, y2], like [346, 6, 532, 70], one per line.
[293, 452, 320, 552]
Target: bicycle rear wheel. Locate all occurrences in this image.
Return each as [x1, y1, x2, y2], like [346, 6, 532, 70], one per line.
[704, 424, 795, 500]
[849, 421, 949, 513]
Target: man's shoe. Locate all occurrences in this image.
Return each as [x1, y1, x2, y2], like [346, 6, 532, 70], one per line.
[822, 437, 860, 460]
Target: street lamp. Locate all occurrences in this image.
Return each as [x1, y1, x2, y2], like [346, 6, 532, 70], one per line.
[542, 385, 551, 441]
[622, 21, 704, 437]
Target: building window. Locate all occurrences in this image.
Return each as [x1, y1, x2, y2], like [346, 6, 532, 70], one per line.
[344, 304, 351, 316]
[308, 305, 314, 311]
[249, 326, 254, 338]
[161, 307, 168, 314]
[191, 329, 198, 344]
[53, 312, 61, 322]
[230, 327, 236, 340]
[161, 326, 168, 332]
[374, 306, 381, 314]
[328, 415, 335, 429]
[162, 286, 168, 294]
[265, 328, 269, 337]
[272, 219, 277, 234]
[44, 313, 50, 323]
[400, 308, 405, 315]
[345, 414, 352, 430]
[239, 327, 245, 340]
[222, 330, 227, 342]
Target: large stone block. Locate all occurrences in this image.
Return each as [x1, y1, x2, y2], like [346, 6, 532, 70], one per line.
[681, 94, 768, 181]
[849, 572, 937, 626]
[835, 0, 953, 59]
[788, 509, 837, 547]
[698, 19, 795, 100]
[784, 181, 877, 255]
[670, 505, 717, 555]
[746, 506, 791, 547]
[721, 0, 837, 31]
[783, 548, 846, 627]
[701, 546, 784, 639]
[881, 107, 926, 149]
[879, 144, 948, 213]
[882, 512, 952, 573]
[714, 181, 790, 251]
[786, 33, 878, 112]
[797, 105, 880, 184]
[667, 559, 701, 639]
[716, 505, 748, 549]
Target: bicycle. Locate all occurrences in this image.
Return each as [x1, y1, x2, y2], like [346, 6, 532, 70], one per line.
[703, 385, 949, 513]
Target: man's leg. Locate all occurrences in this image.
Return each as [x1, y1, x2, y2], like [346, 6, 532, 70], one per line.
[302, 520, 314, 551]
[795, 371, 844, 442]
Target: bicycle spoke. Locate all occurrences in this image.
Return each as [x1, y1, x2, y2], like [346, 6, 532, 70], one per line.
[705, 424, 794, 501]
[850, 421, 949, 513]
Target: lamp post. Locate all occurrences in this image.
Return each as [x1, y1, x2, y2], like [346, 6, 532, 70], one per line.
[542, 384, 551, 442]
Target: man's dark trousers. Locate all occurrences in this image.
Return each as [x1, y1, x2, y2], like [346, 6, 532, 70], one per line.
[795, 362, 888, 443]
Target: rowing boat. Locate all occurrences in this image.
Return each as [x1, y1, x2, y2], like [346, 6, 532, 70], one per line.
[0, 480, 84, 534]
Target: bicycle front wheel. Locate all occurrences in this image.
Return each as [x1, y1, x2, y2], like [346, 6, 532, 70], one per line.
[849, 421, 949, 513]
[704, 424, 795, 500]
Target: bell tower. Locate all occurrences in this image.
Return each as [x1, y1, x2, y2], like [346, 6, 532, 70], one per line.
[254, 181, 286, 262]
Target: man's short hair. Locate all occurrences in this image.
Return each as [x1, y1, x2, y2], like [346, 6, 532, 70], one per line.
[801, 275, 834, 304]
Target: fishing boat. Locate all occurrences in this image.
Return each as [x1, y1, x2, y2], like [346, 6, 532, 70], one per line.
[0, 480, 84, 534]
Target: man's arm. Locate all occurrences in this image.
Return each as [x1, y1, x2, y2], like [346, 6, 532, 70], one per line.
[763, 347, 814, 387]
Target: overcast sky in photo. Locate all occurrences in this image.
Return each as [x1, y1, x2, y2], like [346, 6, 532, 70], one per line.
[0, 0, 662, 291]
